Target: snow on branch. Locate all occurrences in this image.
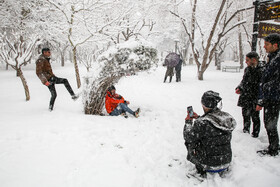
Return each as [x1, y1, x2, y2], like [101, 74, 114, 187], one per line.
[0, 34, 39, 68]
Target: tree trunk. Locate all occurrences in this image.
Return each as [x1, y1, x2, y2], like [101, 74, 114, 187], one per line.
[17, 68, 30, 101]
[72, 47, 81, 88]
[215, 51, 221, 70]
[198, 70, 204, 80]
[239, 32, 244, 69]
[238, 14, 244, 69]
[61, 52, 65, 67]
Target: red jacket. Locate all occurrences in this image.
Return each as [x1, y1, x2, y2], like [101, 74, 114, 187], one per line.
[105, 91, 125, 114]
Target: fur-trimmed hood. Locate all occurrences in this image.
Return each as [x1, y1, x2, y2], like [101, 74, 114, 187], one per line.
[198, 109, 236, 131]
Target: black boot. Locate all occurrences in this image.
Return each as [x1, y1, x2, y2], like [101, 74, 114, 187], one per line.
[72, 94, 79, 101]
[49, 105, 53, 112]
[257, 148, 279, 156]
[134, 108, 140, 118]
[251, 131, 259, 138]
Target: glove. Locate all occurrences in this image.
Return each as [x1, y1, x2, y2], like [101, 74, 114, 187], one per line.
[235, 88, 240, 94]
[256, 105, 263, 111]
[124, 100, 130, 104]
[185, 112, 199, 121]
[45, 81, 51, 86]
[115, 94, 122, 99]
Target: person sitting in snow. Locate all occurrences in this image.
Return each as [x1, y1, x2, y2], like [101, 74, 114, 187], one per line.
[105, 85, 140, 118]
[183, 90, 236, 177]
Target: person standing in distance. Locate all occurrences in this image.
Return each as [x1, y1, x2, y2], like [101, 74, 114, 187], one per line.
[36, 48, 78, 111]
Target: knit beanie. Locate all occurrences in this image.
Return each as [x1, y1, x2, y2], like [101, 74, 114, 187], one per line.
[201, 90, 222, 109]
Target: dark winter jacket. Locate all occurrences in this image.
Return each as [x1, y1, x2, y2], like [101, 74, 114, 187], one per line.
[36, 54, 55, 84]
[183, 108, 236, 170]
[175, 59, 182, 72]
[236, 65, 262, 108]
[258, 49, 280, 105]
[165, 66, 174, 77]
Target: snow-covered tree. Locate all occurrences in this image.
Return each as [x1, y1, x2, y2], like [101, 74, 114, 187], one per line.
[171, 0, 253, 80]
[83, 39, 158, 115]
[0, 34, 39, 101]
[46, 0, 134, 88]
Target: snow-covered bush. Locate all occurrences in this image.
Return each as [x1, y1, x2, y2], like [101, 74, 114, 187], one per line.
[83, 39, 158, 115]
[98, 39, 158, 76]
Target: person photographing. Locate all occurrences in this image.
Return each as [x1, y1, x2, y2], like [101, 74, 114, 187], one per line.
[183, 91, 236, 177]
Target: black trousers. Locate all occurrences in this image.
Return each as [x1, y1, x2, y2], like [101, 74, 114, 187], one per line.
[263, 102, 280, 151]
[242, 106, 260, 135]
[175, 70, 181, 82]
[47, 76, 75, 109]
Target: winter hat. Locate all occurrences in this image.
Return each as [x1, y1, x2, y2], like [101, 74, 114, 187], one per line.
[108, 85, 116, 92]
[201, 90, 222, 109]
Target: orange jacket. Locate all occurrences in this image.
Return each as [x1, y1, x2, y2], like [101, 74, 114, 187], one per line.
[105, 91, 125, 114]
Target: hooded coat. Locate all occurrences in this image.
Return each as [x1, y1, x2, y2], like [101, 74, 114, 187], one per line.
[183, 108, 236, 170]
[105, 91, 125, 114]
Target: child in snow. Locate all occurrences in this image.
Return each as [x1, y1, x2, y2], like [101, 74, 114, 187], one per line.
[105, 85, 140, 118]
[183, 91, 236, 177]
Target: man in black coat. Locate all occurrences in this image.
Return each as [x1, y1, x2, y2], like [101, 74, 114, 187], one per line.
[175, 58, 182, 82]
[183, 91, 236, 176]
[235, 52, 262, 137]
[256, 34, 280, 156]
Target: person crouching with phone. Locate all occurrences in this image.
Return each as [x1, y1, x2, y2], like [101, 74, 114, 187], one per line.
[183, 90, 236, 177]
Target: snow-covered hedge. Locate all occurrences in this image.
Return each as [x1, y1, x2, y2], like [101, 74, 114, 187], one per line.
[83, 39, 158, 115]
[98, 39, 158, 77]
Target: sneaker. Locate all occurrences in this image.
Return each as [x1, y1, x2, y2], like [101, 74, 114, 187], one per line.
[257, 149, 278, 156]
[134, 108, 140, 118]
[121, 112, 128, 118]
[72, 94, 79, 101]
[49, 105, 53, 112]
[251, 133, 259, 138]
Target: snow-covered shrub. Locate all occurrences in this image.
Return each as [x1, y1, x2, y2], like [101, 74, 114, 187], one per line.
[83, 75, 120, 115]
[83, 39, 158, 115]
[98, 39, 158, 76]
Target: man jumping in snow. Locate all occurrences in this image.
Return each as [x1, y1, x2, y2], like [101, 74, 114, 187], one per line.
[36, 48, 78, 111]
[105, 85, 140, 118]
[183, 91, 236, 177]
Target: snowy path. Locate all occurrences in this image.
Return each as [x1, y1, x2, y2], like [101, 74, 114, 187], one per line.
[0, 63, 280, 187]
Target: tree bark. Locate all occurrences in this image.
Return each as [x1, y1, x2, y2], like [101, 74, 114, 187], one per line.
[198, 70, 204, 80]
[198, 0, 226, 80]
[72, 47, 81, 88]
[17, 68, 30, 101]
[238, 14, 244, 69]
[61, 54, 65, 67]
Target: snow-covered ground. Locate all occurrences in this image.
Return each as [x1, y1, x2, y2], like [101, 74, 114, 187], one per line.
[0, 62, 279, 187]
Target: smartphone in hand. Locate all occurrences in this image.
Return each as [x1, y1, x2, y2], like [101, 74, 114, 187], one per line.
[187, 106, 194, 117]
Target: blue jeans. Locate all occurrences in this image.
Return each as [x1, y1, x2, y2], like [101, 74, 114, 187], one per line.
[110, 103, 134, 116]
